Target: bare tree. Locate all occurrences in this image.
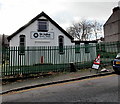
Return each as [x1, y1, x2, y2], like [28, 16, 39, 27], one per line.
[66, 19, 103, 41]
[91, 20, 103, 40]
[67, 19, 92, 41]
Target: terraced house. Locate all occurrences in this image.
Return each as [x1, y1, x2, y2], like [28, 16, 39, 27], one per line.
[103, 6, 120, 53]
[104, 6, 120, 42]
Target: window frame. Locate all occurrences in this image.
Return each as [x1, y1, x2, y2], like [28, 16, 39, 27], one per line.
[37, 19, 48, 32]
[19, 35, 25, 55]
[58, 35, 64, 54]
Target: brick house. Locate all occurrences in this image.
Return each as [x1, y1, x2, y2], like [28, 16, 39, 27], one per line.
[104, 6, 120, 42]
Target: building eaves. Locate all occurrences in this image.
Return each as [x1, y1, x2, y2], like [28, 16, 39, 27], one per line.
[7, 12, 74, 42]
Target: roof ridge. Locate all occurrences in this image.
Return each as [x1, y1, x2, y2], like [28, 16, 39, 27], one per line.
[7, 11, 73, 41]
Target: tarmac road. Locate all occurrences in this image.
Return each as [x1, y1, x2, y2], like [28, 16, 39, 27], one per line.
[2, 74, 119, 103]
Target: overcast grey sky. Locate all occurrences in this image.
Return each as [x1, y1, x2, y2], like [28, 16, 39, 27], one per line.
[0, 0, 119, 35]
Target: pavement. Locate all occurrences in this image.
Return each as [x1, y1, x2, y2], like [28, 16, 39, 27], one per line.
[1, 67, 114, 95]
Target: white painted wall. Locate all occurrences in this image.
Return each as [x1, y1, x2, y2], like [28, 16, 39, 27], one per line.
[10, 16, 74, 47]
[8, 15, 97, 67]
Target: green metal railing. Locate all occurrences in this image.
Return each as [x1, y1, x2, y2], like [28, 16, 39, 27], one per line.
[1, 41, 120, 77]
[97, 41, 120, 65]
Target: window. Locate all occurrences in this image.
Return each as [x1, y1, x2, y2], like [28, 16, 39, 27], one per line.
[19, 35, 25, 55]
[38, 20, 48, 32]
[75, 43, 80, 53]
[85, 43, 90, 53]
[59, 36, 64, 54]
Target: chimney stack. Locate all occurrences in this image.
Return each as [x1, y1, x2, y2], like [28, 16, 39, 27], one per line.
[113, 1, 120, 12]
[113, 6, 120, 13]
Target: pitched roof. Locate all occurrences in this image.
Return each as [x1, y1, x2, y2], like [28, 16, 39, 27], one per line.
[7, 11, 74, 41]
[104, 6, 120, 26]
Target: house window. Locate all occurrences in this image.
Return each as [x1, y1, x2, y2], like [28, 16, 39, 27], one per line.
[38, 20, 48, 32]
[59, 36, 64, 54]
[75, 43, 80, 53]
[85, 43, 90, 53]
[19, 35, 25, 55]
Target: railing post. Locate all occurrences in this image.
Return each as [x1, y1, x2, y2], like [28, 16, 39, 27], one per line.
[117, 41, 120, 53]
